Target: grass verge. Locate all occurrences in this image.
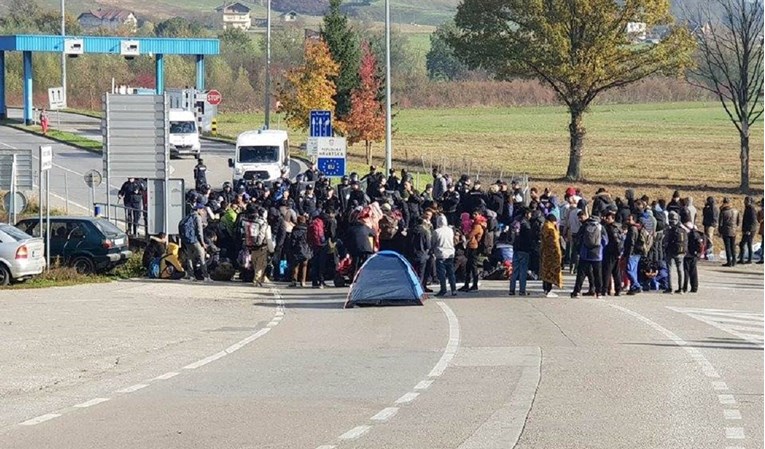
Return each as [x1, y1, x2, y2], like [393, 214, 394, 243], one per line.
[7, 123, 102, 153]
[5, 266, 110, 289]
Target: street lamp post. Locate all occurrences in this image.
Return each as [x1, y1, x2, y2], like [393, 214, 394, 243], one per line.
[384, 0, 393, 173]
[61, 0, 67, 107]
[264, 0, 272, 129]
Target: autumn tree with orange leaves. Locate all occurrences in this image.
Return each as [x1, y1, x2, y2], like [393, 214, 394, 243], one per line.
[277, 39, 339, 132]
[345, 43, 385, 165]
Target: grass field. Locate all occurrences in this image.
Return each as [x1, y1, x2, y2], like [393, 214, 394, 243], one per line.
[216, 102, 763, 199]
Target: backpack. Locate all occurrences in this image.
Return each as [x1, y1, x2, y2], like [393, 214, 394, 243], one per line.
[583, 221, 602, 250]
[635, 227, 654, 256]
[179, 214, 197, 244]
[244, 217, 268, 249]
[379, 214, 399, 240]
[688, 229, 706, 258]
[148, 257, 161, 279]
[653, 210, 667, 232]
[668, 225, 688, 255]
[307, 217, 325, 248]
[479, 226, 495, 256]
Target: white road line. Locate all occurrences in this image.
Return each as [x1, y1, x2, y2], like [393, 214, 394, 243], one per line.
[315, 446, 337, 449]
[153, 371, 180, 381]
[73, 397, 110, 408]
[667, 307, 764, 347]
[370, 407, 399, 422]
[725, 427, 745, 439]
[414, 380, 433, 390]
[724, 409, 742, 420]
[19, 414, 61, 426]
[183, 351, 228, 370]
[395, 392, 420, 404]
[429, 301, 460, 377]
[718, 394, 737, 405]
[712, 381, 729, 391]
[339, 425, 371, 440]
[115, 384, 149, 393]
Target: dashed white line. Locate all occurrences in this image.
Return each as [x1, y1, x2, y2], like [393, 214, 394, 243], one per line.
[414, 380, 433, 390]
[712, 381, 729, 391]
[73, 397, 111, 408]
[718, 394, 737, 405]
[115, 384, 149, 393]
[725, 427, 745, 439]
[19, 414, 61, 426]
[724, 409, 742, 420]
[153, 371, 180, 381]
[370, 407, 399, 422]
[339, 425, 371, 440]
[315, 445, 336, 449]
[395, 392, 420, 404]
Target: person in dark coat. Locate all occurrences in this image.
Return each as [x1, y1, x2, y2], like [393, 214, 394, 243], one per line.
[287, 216, 312, 287]
[408, 217, 433, 292]
[345, 219, 376, 280]
[739, 196, 759, 264]
[702, 196, 720, 260]
[142, 233, 167, 271]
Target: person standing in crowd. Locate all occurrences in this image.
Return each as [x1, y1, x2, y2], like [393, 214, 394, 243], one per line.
[623, 214, 644, 295]
[287, 215, 311, 287]
[243, 206, 274, 287]
[601, 211, 623, 296]
[564, 195, 582, 274]
[179, 204, 210, 282]
[409, 216, 433, 293]
[758, 199, 764, 264]
[433, 214, 457, 297]
[540, 214, 563, 297]
[684, 221, 704, 293]
[663, 211, 687, 294]
[307, 211, 328, 288]
[702, 196, 720, 260]
[118, 177, 144, 235]
[459, 210, 486, 292]
[739, 196, 758, 264]
[345, 214, 376, 281]
[509, 207, 533, 296]
[719, 197, 740, 267]
[193, 158, 208, 191]
[571, 212, 607, 299]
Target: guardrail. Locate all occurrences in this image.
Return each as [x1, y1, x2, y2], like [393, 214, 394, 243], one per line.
[94, 202, 149, 242]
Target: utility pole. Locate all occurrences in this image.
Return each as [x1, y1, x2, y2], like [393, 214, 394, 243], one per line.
[264, 0, 272, 129]
[384, 0, 393, 173]
[61, 0, 67, 107]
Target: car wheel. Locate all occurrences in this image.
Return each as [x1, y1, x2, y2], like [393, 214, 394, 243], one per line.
[0, 264, 10, 286]
[71, 257, 95, 275]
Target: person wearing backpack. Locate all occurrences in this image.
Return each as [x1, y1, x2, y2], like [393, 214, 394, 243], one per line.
[662, 211, 687, 294]
[378, 203, 402, 253]
[509, 207, 533, 296]
[571, 212, 608, 299]
[307, 212, 328, 288]
[179, 204, 211, 282]
[601, 212, 623, 296]
[287, 215, 312, 287]
[683, 223, 704, 293]
[243, 207, 274, 287]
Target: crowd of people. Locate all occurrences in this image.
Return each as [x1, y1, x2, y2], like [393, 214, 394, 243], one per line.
[141, 162, 765, 298]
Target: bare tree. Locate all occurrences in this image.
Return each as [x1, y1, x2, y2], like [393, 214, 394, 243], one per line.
[686, 0, 764, 192]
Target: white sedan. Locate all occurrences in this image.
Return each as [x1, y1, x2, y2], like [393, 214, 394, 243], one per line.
[0, 223, 45, 286]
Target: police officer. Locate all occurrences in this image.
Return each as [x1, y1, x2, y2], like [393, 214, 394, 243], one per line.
[194, 158, 208, 191]
[118, 177, 144, 235]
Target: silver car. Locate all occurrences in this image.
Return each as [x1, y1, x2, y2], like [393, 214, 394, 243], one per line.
[0, 223, 46, 285]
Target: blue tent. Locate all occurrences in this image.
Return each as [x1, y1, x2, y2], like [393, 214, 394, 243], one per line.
[344, 251, 425, 308]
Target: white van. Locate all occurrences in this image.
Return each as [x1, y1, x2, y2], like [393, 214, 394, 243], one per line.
[229, 129, 290, 183]
[168, 109, 201, 158]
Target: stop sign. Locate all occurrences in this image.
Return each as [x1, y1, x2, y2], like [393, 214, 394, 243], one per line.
[206, 89, 222, 106]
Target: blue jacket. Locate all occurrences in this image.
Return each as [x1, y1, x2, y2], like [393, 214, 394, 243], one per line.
[578, 218, 609, 262]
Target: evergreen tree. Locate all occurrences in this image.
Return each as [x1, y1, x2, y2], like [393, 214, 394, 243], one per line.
[320, 0, 360, 120]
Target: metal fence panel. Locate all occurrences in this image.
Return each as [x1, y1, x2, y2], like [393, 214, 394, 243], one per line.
[0, 149, 34, 190]
[146, 179, 185, 235]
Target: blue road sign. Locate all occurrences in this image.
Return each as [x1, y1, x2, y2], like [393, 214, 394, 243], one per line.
[317, 157, 346, 177]
[310, 110, 332, 137]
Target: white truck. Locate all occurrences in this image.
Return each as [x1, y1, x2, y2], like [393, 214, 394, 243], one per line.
[229, 129, 290, 183]
[168, 109, 201, 158]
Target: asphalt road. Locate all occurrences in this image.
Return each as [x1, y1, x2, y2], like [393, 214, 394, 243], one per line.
[1, 110, 307, 214]
[0, 264, 761, 448]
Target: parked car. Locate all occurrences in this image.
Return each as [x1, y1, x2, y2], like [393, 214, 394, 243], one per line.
[15, 217, 132, 274]
[0, 223, 46, 285]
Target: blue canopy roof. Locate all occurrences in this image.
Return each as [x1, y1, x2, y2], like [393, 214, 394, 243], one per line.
[0, 34, 219, 55]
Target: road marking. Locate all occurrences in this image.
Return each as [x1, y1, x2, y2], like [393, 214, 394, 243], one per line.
[153, 371, 179, 380]
[73, 397, 110, 408]
[667, 307, 764, 346]
[724, 409, 742, 420]
[19, 414, 61, 426]
[725, 427, 745, 439]
[712, 381, 729, 391]
[429, 300, 460, 377]
[718, 394, 737, 405]
[115, 384, 149, 393]
[183, 351, 228, 370]
[370, 407, 399, 422]
[395, 392, 420, 404]
[414, 380, 433, 390]
[315, 446, 336, 449]
[339, 425, 371, 440]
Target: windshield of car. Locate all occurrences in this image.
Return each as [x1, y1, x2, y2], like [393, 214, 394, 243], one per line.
[93, 220, 124, 236]
[0, 224, 32, 242]
[238, 145, 279, 164]
[170, 121, 196, 134]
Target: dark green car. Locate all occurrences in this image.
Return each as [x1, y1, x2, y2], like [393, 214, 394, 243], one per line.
[15, 217, 132, 274]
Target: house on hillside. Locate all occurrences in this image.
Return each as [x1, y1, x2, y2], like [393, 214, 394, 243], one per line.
[216, 2, 252, 30]
[626, 21, 647, 42]
[281, 11, 298, 22]
[77, 8, 138, 31]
